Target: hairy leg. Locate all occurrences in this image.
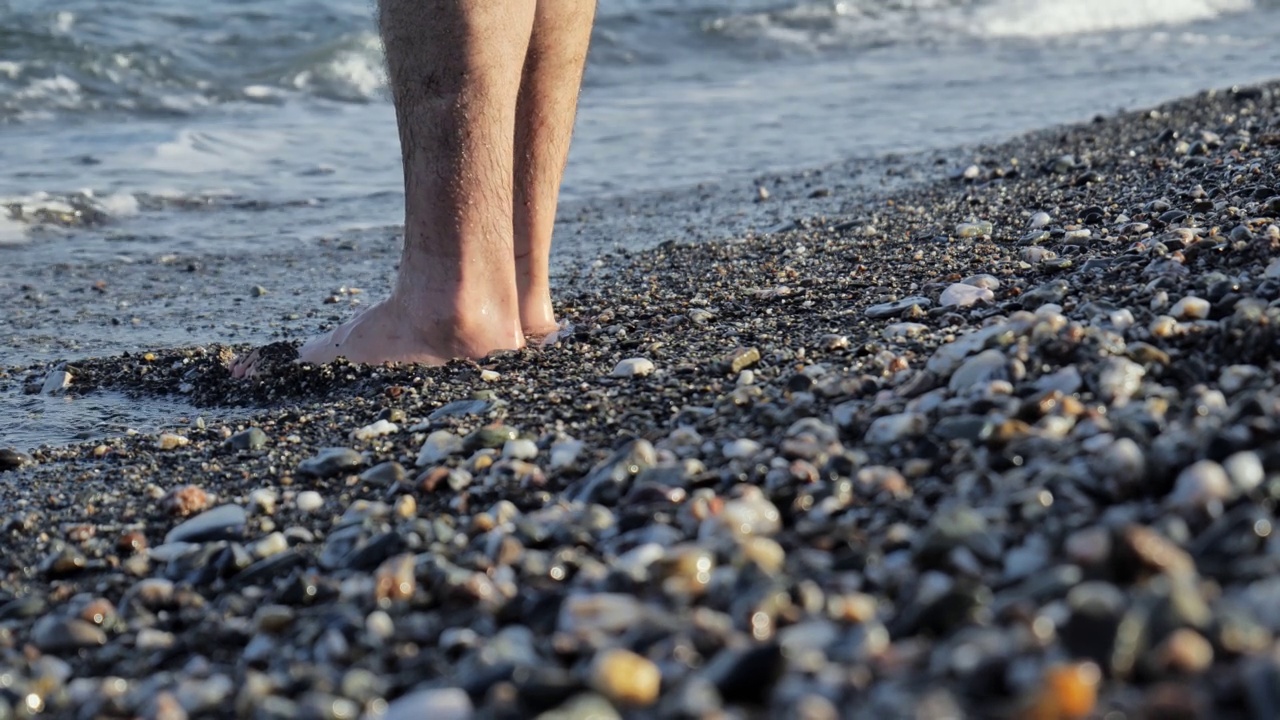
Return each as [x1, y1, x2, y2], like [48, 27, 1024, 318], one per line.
[295, 0, 536, 366]
[513, 0, 596, 339]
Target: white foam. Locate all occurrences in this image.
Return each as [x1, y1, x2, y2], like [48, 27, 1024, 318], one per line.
[0, 212, 27, 246]
[974, 0, 1255, 38]
[0, 61, 21, 79]
[292, 33, 385, 101]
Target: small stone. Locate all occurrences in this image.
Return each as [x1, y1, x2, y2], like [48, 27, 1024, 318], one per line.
[940, 282, 995, 308]
[297, 448, 363, 478]
[417, 431, 464, 466]
[864, 413, 926, 445]
[41, 370, 72, 395]
[948, 349, 1007, 394]
[0, 448, 35, 472]
[1266, 259, 1280, 279]
[536, 694, 621, 720]
[374, 553, 416, 604]
[502, 439, 539, 461]
[1152, 628, 1214, 675]
[360, 461, 407, 487]
[961, 274, 1001, 290]
[156, 433, 189, 451]
[612, 358, 655, 378]
[428, 399, 494, 421]
[480, 369, 501, 382]
[1025, 663, 1100, 720]
[1224, 451, 1265, 493]
[164, 504, 247, 544]
[883, 322, 928, 340]
[296, 491, 325, 513]
[589, 648, 662, 706]
[955, 220, 993, 238]
[1169, 460, 1233, 510]
[1029, 211, 1052, 229]
[1096, 357, 1145, 404]
[31, 616, 107, 652]
[725, 346, 762, 374]
[464, 425, 519, 451]
[548, 439, 584, 471]
[1169, 296, 1210, 320]
[161, 485, 211, 517]
[226, 428, 268, 451]
[351, 419, 398, 441]
[723, 439, 761, 460]
[251, 285, 268, 297]
[866, 297, 932, 319]
[382, 688, 474, 720]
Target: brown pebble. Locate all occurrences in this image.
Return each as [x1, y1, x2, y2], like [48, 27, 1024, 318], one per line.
[79, 598, 117, 626]
[374, 553, 416, 604]
[161, 485, 211, 517]
[117, 531, 148, 555]
[1151, 628, 1214, 674]
[1121, 524, 1196, 578]
[1025, 662, 1100, 720]
[589, 648, 662, 706]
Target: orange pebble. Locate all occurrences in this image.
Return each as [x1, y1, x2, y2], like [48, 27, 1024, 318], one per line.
[1023, 662, 1101, 720]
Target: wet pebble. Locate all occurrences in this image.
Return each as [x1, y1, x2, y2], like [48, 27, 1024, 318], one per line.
[297, 447, 363, 478]
[225, 427, 268, 451]
[417, 430, 463, 466]
[164, 504, 247, 544]
[940, 282, 995, 308]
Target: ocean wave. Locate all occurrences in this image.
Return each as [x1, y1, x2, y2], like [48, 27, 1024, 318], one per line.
[700, 0, 1259, 55]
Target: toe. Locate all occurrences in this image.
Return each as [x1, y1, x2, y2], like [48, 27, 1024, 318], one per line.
[230, 349, 261, 379]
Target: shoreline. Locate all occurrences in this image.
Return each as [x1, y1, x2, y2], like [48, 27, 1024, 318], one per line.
[3, 80, 1280, 717]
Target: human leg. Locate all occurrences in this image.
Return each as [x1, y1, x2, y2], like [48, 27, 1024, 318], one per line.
[296, 0, 536, 366]
[513, 0, 596, 339]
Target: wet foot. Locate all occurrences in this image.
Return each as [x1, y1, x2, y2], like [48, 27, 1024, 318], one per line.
[230, 293, 524, 377]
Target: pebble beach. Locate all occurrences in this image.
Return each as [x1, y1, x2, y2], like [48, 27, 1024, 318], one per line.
[4, 81, 1280, 719]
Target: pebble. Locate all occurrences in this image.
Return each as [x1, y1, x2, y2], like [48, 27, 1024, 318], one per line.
[156, 433, 189, 451]
[948, 349, 1007, 394]
[417, 430, 463, 466]
[883, 322, 928, 340]
[350, 419, 398, 441]
[939, 282, 995, 308]
[589, 648, 662, 706]
[502, 439, 539, 461]
[295, 491, 325, 514]
[297, 447, 363, 478]
[723, 438, 761, 460]
[360, 461, 407, 487]
[1169, 295, 1210, 320]
[382, 688, 474, 720]
[549, 438, 584, 470]
[163, 504, 246, 544]
[225, 427, 268, 451]
[31, 616, 107, 652]
[866, 296, 932, 319]
[864, 412, 926, 444]
[0, 447, 35, 471]
[612, 357, 655, 378]
[41, 369, 72, 395]
[1169, 460, 1234, 510]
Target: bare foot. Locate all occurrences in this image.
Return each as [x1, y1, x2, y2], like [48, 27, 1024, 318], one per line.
[230, 291, 525, 378]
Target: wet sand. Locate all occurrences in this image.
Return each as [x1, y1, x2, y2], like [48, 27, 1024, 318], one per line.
[3, 82, 1280, 718]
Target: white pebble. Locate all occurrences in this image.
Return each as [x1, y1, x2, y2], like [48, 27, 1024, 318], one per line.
[1224, 451, 1265, 493]
[1169, 296, 1210, 320]
[549, 438, 584, 469]
[480, 369, 501, 382]
[416, 430, 463, 467]
[883, 322, 928, 340]
[961, 274, 1001, 290]
[940, 282, 995, 309]
[611, 358, 655, 378]
[723, 439, 761, 460]
[350, 419, 398, 441]
[1028, 211, 1052, 229]
[502, 439, 539, 461]
[864, 413, 926, 445]
[295, 491, 324, 513]
[1169, 460, 1233, 510]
